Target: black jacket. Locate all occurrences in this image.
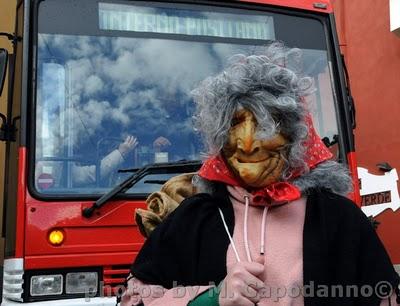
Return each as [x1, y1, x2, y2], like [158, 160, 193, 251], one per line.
[131, 185, 400, 305]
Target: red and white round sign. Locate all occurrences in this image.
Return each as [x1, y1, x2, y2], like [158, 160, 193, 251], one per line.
[37, 173, 54, 189]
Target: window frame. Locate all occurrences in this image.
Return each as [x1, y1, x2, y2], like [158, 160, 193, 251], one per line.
[28, 0, 349, 201]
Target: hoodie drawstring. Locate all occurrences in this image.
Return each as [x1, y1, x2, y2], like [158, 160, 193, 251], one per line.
[260, 206, 268, 255]
[218, 208, 241, 263]
[219, 195, 268, 263]
[244, 196, 252, 262]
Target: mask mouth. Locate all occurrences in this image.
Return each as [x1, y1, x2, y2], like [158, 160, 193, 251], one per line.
[234, 152, 282, 166]
[234, 156, 285, 187]
[236, 156, 270, 164]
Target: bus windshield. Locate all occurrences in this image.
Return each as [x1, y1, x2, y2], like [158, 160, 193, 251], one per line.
[34, 0, 339, 196]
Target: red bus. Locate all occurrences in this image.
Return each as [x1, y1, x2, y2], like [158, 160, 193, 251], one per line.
[0, 0, 357, 304]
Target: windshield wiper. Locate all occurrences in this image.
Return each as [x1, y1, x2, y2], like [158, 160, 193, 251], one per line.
[82, 160, 202, 218]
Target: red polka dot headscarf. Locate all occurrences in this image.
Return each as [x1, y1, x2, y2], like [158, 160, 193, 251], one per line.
[301, 114, 333, 169]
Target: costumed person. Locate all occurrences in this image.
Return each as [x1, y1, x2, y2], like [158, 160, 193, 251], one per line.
[120, 42, 399, 306]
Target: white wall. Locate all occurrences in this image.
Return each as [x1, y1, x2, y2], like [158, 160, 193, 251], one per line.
[390, 0, 400, 35]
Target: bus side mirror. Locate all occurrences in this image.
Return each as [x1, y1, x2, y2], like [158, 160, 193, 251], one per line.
[0, 48, 9, 97]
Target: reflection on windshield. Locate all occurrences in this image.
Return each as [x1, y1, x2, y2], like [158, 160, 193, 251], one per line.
[34, 5, 339, 196]
[35, 35, 255, 194]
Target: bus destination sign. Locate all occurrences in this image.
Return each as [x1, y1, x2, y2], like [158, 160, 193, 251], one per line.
[99, 3, 275, 40]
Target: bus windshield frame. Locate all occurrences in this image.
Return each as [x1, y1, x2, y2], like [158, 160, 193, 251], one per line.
[29, 0, 346, 200]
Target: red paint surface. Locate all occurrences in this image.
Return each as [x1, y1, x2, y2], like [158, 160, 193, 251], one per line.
[25, 252, 138, 270]
[333, 1, 400, 264]
[333, 1, 400, 174]
[24, 193, 146, 269]
[240, 0, 333, 13]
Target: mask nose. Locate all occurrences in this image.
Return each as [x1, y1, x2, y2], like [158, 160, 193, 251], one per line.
[237, 119, 260, 155]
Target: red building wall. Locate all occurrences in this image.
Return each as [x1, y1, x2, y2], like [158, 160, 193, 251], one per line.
[333, 0, 400, 264]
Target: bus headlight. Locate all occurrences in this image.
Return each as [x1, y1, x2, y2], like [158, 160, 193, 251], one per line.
[30, 274, 63, 296]
[66, 272, 98, 294]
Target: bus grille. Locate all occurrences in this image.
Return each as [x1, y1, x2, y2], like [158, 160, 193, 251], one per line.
[103, 265, 130, 296]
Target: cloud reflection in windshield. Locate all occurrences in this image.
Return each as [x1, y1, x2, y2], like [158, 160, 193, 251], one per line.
[36, 34, 256, 167]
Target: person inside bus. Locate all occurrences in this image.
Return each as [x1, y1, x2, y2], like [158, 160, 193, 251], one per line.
[71, 135, 138, 185]
[121, 42, 399, 306]
[35, 135, 138, 188]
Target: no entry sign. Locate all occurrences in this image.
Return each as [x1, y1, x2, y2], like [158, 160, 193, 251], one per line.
[37, 173, 54, 189]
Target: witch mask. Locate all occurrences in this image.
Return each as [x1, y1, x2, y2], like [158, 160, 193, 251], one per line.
[222, 108, 288, 189]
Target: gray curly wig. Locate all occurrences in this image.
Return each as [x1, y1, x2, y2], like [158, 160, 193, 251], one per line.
[192, 41, 352, 196]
